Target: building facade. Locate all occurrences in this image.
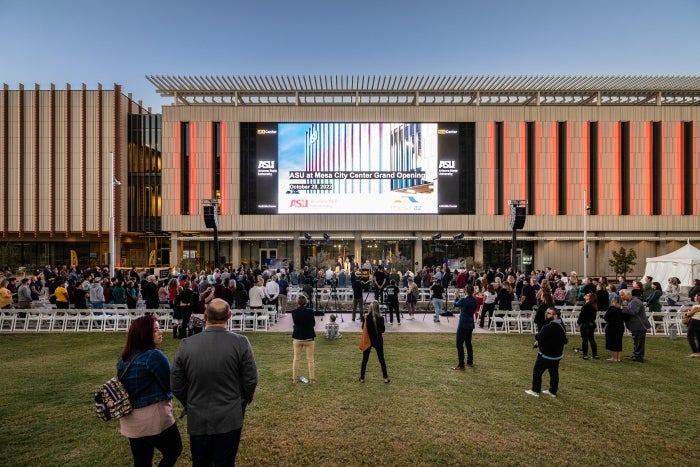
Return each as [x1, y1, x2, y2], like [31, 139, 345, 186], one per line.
[2, 75, 700, 278]
[0, 83, 161, 270]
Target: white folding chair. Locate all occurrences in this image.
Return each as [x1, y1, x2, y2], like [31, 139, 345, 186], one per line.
[229, 310, 244, 332]
[517, 310, 534, 333]
[24, 310, 43, 332]
[255, 311, 270, 331]
[0, 309, 16, 332]
[88, 311, 108, 331]
[647, 312, 665, 336]
[490, 309, 508, 333]
[242, 310, 256, 332]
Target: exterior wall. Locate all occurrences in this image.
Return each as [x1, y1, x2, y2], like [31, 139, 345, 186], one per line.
[155, 102, 700, 276]
[0, 83, 144, 268]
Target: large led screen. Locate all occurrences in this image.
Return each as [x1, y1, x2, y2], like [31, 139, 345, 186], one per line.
[240, 122, 474, 214]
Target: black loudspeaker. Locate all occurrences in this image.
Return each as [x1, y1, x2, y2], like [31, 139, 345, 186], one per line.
[203, 205, 218, 228]
[510, 206, 526, 230]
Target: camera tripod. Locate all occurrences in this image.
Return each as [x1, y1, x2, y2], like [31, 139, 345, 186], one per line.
[320, 285, 343, 322]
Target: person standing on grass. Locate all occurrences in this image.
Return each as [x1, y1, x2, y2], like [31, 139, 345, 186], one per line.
[621, 288, 650, 362]
[291, 295, 317, 384]
[683, 293, 700, 358]
[525, 307, 568, 398]
[359, 301, 390, 384]
[577, 293, 599, 360]
[451, 285, 478, 371]
[603, 295, 625, 362]
[118, 314, 182, 467]
[171, 298, 258, 466]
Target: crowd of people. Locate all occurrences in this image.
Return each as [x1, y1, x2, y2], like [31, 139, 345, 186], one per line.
[4, 261, 700, 464]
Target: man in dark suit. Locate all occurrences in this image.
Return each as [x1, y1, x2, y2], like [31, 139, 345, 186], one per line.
[171, 298, 258, 465]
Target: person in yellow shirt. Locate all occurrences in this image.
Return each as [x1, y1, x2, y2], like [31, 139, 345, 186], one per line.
[53, 280, 70, 309]
[0, 279, 13, 309]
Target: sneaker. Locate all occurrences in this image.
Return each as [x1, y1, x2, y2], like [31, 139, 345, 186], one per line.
[524, 389, 540, 398]
[592, 356, 599, 360]
[542, 389, 557, 398]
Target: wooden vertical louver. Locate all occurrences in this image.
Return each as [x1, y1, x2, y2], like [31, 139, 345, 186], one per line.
[114, 84, 122, 254]
[65, 84, 72, 238]
[17, 84, 24, 237]
[33, 84, 40, 238]
[97, 84, 103, 238]
[1, 84, 8, 237]
[80, 83, 86, 237]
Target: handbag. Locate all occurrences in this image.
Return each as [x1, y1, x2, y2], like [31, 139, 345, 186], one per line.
[681, 314, 691, 326]
[94, 359, 135, 421]
[359, 320, 372, 351]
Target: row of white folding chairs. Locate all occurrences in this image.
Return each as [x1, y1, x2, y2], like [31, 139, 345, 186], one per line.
[0, 309, 172, 333]
[489, 310, 535, 334]
[226, 308, 273, 332]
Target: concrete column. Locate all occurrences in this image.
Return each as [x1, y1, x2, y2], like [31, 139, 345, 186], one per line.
[293, 235, 301, 271]
[414, 233, 423, 271]
[170, 233, 179, 270]
[354, 233, 362, 268]
[474, 237, 484, 268]
[230, 234, 240, 269]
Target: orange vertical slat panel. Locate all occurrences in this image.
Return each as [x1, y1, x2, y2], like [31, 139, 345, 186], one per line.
[612, 123, 621, 216]
[550, 122, 558, 215]
[220, 121, 227, 215]
[173, 122, 180, 215]
[644, 122, 653, 216]
[502, 123, 509, 214]
[189, 122, 196, 216]
[534, 122, 541, 215]
[676, 122, 684, 215]
[519, 121, 527, 201]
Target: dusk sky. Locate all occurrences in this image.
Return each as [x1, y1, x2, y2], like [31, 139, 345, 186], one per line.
[1, 0, 699, 110]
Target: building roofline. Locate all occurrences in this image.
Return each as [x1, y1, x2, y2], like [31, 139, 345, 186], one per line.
[146, 74, 700, 106]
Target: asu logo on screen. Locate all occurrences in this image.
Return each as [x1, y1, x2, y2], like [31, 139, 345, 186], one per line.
[438, 161, 455, 169]
[290, 199, 309, 208]
[258, 160, 275, 169]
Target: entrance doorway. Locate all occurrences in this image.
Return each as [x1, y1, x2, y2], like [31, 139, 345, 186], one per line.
[260, 249, 277, 269]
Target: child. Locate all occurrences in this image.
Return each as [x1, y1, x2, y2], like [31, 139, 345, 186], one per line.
[324, 314, 342, 339]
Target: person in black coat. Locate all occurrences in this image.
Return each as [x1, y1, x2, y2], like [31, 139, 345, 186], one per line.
[291, 295, 316, 384]
[526, 307, 568, 397]
[577, 293, 599, 360]
[603, 295, 625, 362]
[359, 301, 390, 383]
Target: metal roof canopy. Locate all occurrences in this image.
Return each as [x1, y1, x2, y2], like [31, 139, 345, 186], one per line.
[146, 74, 700, 106]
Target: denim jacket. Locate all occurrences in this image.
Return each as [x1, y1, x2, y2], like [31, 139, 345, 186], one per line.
[116, 349, 173, 409]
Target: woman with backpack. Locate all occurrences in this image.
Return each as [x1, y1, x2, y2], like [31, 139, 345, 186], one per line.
[116, 314, 182, 466]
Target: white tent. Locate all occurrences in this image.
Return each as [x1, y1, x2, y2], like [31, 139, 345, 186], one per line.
[643, 242, 700, 287]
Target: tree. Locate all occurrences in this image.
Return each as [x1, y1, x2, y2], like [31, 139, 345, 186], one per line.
[608, 247, 637, 278]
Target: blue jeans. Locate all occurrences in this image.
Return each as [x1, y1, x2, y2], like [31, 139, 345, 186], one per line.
[432, 298, 443, 319]
[456, 327, 474, 367]
[190, 428, 243, 467]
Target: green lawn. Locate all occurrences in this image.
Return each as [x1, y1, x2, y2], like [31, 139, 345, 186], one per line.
[0, 331, 697, 466]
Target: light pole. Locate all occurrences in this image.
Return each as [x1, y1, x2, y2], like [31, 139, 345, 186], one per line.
[583, 190, 591, 278]
[109, 152, 121, 279]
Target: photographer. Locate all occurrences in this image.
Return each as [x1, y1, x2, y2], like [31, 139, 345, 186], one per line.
[351, 272, 365, 322]
[525, 307, 568, 398]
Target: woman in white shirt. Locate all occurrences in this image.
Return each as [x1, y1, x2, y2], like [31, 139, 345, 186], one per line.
[248, 277, 268, 309]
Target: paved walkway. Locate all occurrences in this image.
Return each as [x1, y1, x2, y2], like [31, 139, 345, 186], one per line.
[271, 310, 495, 335]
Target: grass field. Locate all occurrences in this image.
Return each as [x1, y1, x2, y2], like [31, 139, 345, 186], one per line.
[0, 331, 698, 466]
